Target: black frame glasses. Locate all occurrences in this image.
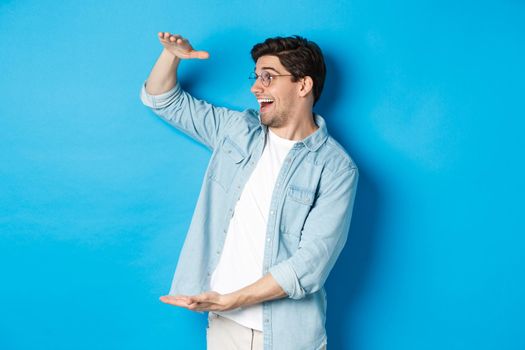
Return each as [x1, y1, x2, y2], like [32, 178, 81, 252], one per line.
[249, 70, 294, 87]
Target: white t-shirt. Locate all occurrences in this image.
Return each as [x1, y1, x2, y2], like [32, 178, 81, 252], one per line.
[210, 128, 296, 331]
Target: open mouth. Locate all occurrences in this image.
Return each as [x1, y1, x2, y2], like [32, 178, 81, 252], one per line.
[257, 98, 274, 112]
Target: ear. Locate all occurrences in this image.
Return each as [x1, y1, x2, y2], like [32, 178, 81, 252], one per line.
[297, 76, 314, 99]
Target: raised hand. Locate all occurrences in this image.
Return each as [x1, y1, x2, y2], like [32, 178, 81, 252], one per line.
[158, 32, 210, 60]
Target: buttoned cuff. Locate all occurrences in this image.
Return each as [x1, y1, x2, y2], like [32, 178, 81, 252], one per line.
[269, 261, 306, 300]
[140, 81, 182, 109]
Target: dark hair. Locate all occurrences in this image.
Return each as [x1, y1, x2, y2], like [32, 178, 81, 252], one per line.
[250, 35, 326, 106]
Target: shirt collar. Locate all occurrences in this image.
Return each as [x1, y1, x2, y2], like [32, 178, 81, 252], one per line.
[258, 113, 329, 152]
[300, 114, 329, 152]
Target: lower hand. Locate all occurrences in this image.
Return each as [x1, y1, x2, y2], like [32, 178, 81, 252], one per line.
[159, 291, 239, 312]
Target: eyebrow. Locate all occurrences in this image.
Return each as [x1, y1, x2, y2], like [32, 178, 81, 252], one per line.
[255, 66, 282, 74]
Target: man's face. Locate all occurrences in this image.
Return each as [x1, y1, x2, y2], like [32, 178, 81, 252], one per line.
[250, 55, 299, 128]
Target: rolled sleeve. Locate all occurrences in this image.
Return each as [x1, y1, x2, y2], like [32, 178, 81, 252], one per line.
[140, 81, 182, 109]
[271, 166, 359, 300]
[269, 260, 306, 300]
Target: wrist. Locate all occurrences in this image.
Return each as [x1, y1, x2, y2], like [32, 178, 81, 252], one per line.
[226, 291, 245, 310]
[161, 48, 181, 63]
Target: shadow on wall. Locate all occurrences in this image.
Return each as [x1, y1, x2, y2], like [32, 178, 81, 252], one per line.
[319, 53, 383, 350]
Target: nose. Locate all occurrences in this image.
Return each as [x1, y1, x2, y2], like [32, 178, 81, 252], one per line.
[250, 77, 264, 95]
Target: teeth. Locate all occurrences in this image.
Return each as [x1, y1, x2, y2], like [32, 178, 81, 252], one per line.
[257, 98, 274, 103]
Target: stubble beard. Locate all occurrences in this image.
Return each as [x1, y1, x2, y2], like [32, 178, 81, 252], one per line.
[261, 110, 288, 128]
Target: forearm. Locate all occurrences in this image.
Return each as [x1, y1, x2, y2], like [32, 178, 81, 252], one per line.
[145, 49, 181, 95]
[160, 273, 288, 312]
[229, 273, 288, 309]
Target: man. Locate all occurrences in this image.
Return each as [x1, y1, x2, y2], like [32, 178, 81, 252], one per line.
[140, 32, 358, 350]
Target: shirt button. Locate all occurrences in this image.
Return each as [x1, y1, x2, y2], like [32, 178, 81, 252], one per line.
[216, 250, 221, 255]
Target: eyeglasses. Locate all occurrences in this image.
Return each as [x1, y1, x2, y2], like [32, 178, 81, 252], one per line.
[249, 70, 294, 87]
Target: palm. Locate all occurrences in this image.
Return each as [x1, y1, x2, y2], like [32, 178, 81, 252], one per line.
[158, 32, 209, 60]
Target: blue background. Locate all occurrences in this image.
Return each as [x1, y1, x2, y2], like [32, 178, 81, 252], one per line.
[1, 1, 524, 349]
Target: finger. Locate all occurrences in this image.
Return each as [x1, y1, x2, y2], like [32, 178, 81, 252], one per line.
[176, 38, 193, 51]
[192, 292, 215, 303]
[159, 295, 191, 306]
[189, 50, 210, 59]
[188, 295, 202, 303]
[159, 32, 169, 43]
[161, 300, 189, 308]
[159, 295, 176, 304]
[187, 302, 199, 310]
[189, 302, 212, 312]
[170, 34, 182, 42]
[161, 294, 190, 300]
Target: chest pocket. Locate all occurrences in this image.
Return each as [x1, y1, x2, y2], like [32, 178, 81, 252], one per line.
[208, 136, 246, 192]
[279, 185, 316, 254]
